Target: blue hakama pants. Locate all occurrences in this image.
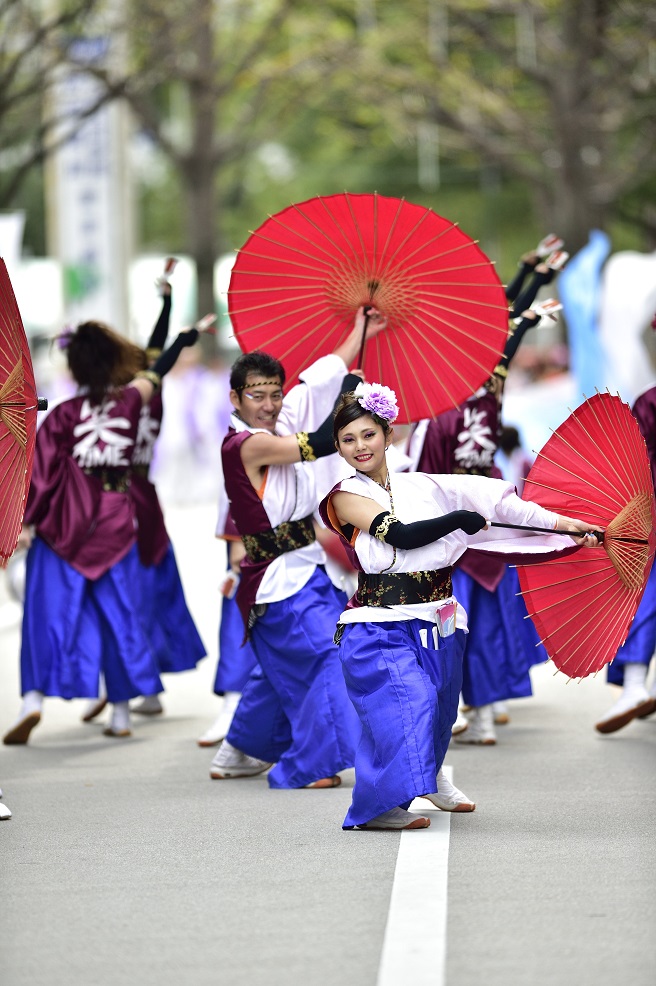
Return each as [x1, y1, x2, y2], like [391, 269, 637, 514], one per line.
[607, 564, 656, 685]
[226, 567, 357, 789]
[453, 567, 547, 707]
[213, 586, 257, 694]
[20, 538, 162, 704]
[339, 621, 466, 828]
[138, 542, 206, 675]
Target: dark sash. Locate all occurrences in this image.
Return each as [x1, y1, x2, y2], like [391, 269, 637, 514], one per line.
[356, 567, 453, 607]
[83, 467, 131, 493]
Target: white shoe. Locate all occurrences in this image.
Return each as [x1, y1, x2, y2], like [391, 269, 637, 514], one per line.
[492, 701, 510, 725]
[422, 769, 476, 812]
[451, 711, 469, 735]
[131, 695, 164, 716]
[210, 740, 271, 779]
[455, 705, 497, 745]
[197, 692, 242, 747]
[103, 702, 132, 738]
[81, 696, 108, 722]
[637, 684, 656, 720]
[3, 710, 41, 745]
[595, 688, 653, 734]
[350, 807, 431, 830]
[0, 802, 11, 820]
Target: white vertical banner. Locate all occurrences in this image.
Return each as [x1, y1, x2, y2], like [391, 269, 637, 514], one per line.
[0, 211, 25, 276]
[45, 36, 133, 333]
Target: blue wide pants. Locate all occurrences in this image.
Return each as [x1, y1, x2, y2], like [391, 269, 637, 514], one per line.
[339, 621, 466, 828]
[21, 538, 162, 704]
[607, 563, 656, 685]
[453, 567, 547, 707]
[226, 568, 357, 789]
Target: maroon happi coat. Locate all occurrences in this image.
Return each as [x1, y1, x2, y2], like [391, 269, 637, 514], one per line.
[415, 390, 507, 591]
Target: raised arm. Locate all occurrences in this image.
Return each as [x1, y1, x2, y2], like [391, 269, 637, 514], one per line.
[241, 372, 362, 470]
[130, 327, 199, 404]
[332, 306, 388, 368]
[146, 287, 172, 360]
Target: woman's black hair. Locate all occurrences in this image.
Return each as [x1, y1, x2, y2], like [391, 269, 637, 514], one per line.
[333, 392, 393, 443]
[66, 321, 145, 406]
[230, 351, 285, 393]
[498, 425, 522, 454]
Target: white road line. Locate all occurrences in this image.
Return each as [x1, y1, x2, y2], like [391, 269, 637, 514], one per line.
[376, 765, 453, 986]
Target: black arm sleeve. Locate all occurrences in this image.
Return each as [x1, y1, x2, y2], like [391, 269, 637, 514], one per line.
[496, 313, 541, 373]
[505, 261, 536, 302]
[297, 373, 363, 461]
[509, 269, 554, 318]
[149, 328, 199, 379]
[146, 294, 172, 355]
[369, 510, 487, 548]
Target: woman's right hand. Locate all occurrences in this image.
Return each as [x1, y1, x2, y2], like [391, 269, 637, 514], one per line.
[356, 305, 388, 341]
[557, 515, 603, 547]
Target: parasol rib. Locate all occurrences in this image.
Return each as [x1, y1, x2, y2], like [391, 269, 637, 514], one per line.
[530, 449, 626, 514]
[531, 575, 629, 669]
[405, 309, 507, 374]
[559, 400, 636, 502]
[518, 476, 621, 520]
[391, 319, 462, 411]
[583, 394, 646, 494]
[411, 306, 508, 361]
[376, 209, 438, 281]
[287, 201, 363, 268]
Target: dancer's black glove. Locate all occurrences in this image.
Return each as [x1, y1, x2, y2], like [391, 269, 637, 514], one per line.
[369, 510, 487, 548]
[146, 293, 172, 358]
[149, 328, 199, 380]
[297, 373, 362, 461]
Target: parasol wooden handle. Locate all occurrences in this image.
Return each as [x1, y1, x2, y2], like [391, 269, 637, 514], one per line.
[486, 521, 650, 544]
[356, 306, 372, 370]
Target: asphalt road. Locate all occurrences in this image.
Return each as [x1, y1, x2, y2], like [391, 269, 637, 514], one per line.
[1, 503, 654, 986]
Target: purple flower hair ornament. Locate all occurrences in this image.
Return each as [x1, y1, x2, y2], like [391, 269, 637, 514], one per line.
[56, 325, 75, 350]
[353, 381, 399, 423]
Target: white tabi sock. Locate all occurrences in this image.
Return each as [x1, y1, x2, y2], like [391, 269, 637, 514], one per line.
[108, 702, 131, 734]
[19, 690, 43, 719]
[622, 662, 649, 705]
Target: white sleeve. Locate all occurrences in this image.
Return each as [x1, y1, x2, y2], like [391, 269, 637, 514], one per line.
[276, 354, 348, 433]
[425, 473, 567, 555]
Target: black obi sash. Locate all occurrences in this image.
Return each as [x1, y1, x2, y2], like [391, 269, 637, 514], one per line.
[356, 567, 453, 608]
[83, 467, 131, 493]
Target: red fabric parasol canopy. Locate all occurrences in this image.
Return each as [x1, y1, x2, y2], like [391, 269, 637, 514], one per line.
[228, 192, 510, 424]
[516, 392, 656, 679]
[0, 260, 40, 565]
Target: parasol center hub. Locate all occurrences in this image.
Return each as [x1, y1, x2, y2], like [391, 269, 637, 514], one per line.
[323, 262, 419, 323]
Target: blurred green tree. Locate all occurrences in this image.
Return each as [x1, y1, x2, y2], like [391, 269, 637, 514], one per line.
[0, 0, 101, 251]
[356, 0, 656, 253]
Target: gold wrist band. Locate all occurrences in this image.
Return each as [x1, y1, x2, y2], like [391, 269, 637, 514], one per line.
[296, 432, 316, 462]
[373, 512, 397, 542]
[135, 369, 162, 392]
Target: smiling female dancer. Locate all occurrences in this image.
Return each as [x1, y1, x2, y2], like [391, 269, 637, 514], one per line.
[320, 384, 600, 831]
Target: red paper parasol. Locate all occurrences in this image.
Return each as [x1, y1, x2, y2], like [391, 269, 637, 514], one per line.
[228, 192, 510, 424]
[0, 259, 41, 565]
[515, 392, 656, 679]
